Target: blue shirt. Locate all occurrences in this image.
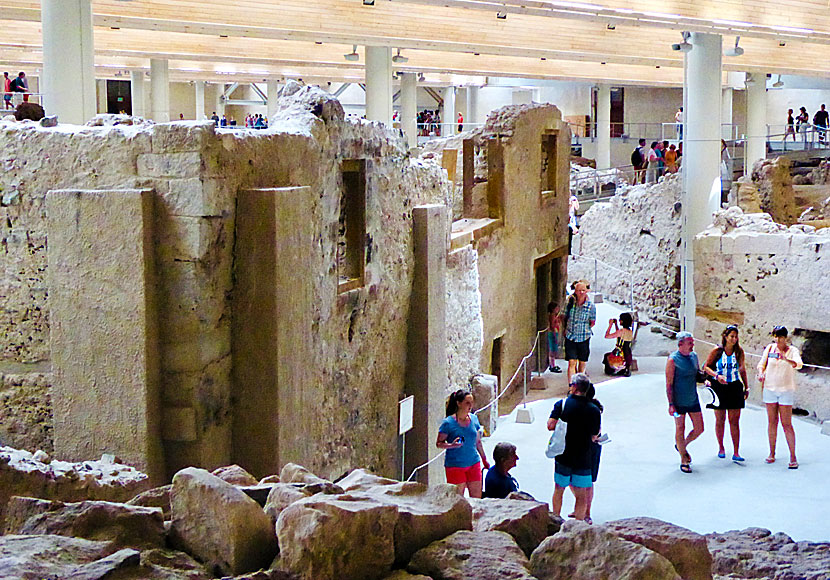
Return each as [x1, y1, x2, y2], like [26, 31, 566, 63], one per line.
[670, 350, 700, 408]
[565, 299, 596, 342]
[716, 351, 741, 383]
[439, 414, 481, 468]
[483, 467, 518, 499]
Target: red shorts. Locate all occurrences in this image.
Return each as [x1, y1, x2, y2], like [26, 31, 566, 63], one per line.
[445, 462, 482, 484]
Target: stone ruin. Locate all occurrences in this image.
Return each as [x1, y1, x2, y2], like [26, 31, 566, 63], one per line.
[1, 458, 828, 579]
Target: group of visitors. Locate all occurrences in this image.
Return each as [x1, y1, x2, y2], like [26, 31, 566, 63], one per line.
[208, 112, 267, 128]
[631, 139, 680, 184]
[3, 71, 29, 109]
[667, 325, 803, 474]
[417, 110, 442, 136]
[784, 105, 829, 145]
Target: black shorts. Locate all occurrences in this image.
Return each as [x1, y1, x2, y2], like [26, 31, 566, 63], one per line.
[564, 338, 590, 362]
[706, 380, 746, 410]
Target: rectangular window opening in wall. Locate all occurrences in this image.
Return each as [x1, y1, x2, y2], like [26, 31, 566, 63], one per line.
[541, 130, 559, 197]
[338, 159, 367, 294]
[793, 329, 830, 369]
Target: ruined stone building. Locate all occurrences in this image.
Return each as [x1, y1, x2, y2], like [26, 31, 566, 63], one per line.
[0, 87, 570, 484]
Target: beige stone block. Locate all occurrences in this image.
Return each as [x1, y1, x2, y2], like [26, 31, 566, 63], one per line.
[46, 188, 163, 483]
[162, 407, 198, 442]
[156, 260, 231, 338]
[790, 234, 827, 255]
[162, 327, 231, 373]
[151, 122, 215, 153]
[162, 355, 232, 406]
[137, 152, 202, 178]
[159, 177, 232, 217]
[155, 214, 227, 263]
[693, 233, 720, 256]
[730, 232, 789, 255]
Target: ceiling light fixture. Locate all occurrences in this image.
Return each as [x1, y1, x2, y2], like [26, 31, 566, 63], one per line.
[779, 41, 787, 47]
[607, 23, 616, 30]
[772, 74, 784, 88]
[671, 31, 692, 53]
[392, 48, 408, 63]
[496, 12, 507, 19]
[724, 36, 744, 56]
[344, 45, 359, 62]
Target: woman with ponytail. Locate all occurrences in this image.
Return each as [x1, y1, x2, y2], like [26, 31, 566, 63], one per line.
[436, 389, 490, 497]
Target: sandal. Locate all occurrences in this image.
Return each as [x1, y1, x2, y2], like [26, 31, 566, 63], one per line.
[680, 463, 692, 473]
[717, 451, 726, 459]
[675, 445, 692, 464]
[765, 456, 776, 464]
[732, 455, 745, 462]
[788, 461, 799, 469]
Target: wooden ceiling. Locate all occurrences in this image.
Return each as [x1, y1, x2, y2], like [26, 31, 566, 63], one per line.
[1, 0, 829, 85]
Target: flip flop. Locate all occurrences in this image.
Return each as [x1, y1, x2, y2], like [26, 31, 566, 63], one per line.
[788, 461, 799, 469]
[765, 457, 776, 464]
[680, 463, 692, 474]
[732, 455, 745, 463]
[675, 445, 692, 464]
[717, 451, 726, 459]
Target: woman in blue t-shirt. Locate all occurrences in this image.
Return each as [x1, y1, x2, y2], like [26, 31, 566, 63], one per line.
[436, 389, 490, 497]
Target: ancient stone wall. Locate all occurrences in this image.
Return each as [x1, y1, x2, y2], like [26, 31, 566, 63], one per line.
[446, 246, 484, 393]
[0, 85, 451, 482]
[570, 174, 683, 329]
[695, 207, 830, 419]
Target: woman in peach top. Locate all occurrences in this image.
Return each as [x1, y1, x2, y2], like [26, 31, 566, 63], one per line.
[757, 326, 803, 469]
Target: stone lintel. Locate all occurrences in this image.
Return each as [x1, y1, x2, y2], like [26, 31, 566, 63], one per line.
[695, 306, 745, 326]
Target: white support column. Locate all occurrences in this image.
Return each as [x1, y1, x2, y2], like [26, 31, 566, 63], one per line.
[400, 72, 418, 148]
[267, 79, 279, 123]
[681, 32, 723, 332]
[365, 46, 393, 124]
[596, 84, 611, 169]
[215, 83, 225, 118]
[745, 73, 767, 173]
[41, 0, 96, 124]
[95, 79, 107, 115]
[194, 80, 205, 121]
[467, 86, 480, 125]
[442, 86, 456, 136]
[149, 59, 170, 123]
[131, 70, 146, 118]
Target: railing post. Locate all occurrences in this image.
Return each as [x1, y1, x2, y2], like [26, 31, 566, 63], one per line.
[594, 258, 598, 292]
[630, 271, 635, 310]
[522, 360, 527, 402]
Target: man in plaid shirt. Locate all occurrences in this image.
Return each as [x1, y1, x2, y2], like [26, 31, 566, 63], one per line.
[564, 280, 596, 382]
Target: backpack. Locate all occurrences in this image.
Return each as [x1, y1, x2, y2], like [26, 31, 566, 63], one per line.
[545, 399, 568, 458]
[631, 147, 643, 167]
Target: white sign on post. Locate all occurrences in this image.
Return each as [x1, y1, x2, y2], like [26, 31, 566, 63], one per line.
[399, 395, 414, 435]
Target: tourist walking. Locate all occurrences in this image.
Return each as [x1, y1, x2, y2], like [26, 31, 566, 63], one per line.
[814, 105, 829, 145]
[547, 301, 562, 373]
[457, 112, 464, 133]
[547, 373, 601, 521]
[567, 383, 604, 524]
[631, 139, 645, 184]
[665, 331, 705, 473]
[796, 107, 809, 143]
[702, 325, 748, 462]
[665, 144, 678, 173]
[646, 141, 659, 183]
[784, 109, 796, 146]
[3, 72, 11, 110]
[757, 326, 803, 469]
[562, 280, 596, 383]
[483, 442, 519, 499]
[9, 72, 28, 103]
[675, 107, 683, 140]
[436, 389, 489, 497]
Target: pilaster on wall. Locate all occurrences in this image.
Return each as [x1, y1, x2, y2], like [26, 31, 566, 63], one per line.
[232, 187, 314, 478]
[406, 204, 449, 485]
[46, 188, 164, 484]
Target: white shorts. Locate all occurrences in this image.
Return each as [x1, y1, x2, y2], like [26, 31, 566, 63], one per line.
[763, 389, 794, 406]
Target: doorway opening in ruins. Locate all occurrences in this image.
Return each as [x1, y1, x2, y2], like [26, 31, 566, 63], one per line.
[106, 80, 132, 115]
[338, 159, 367, 293]
[534, 250, 566, 372]
[491, 336, 503, 392]
[590, 87, 625, 138]
[793, 329, 830, 369]
[541, 130, 559, 197]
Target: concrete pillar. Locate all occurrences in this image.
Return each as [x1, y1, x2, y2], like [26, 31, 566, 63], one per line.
[442, 86, 456, 136]
[46, 188, 163, 484]
[266, 79, 279, 123]
[131, 70, 146, 118]
[233, 187, 313, 478]
[149, 59, 170, 123]
[467, 86, 480, 126]
[41, 0, 96, 124]
[406, 204, 448, 485]
[745, 73, 767, 172]
[365, 46, 393, 124]
[681, 32, 723, 332]
[400, 72, 418, 148]
[596, 84, 612, 169]
[194, 80, 205, 121]
[512, 88, 532, 105]
[721, 88, 733, 141]
[95, 79, 107, 115]
[215, 83, 225, 118]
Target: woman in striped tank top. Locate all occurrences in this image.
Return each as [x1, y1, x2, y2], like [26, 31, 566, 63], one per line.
[703, 325, 749, 462]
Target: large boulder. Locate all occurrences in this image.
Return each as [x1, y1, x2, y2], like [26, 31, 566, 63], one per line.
[359, 482, 473, 565]
[128, 548, 212, 580]
[707, 527, 830, 580]
[170, 467, 278, 577]
[212, 465, 259, 486]
[530, 520, 681, 580]
[63, 548, 141, 580]
[337, 468, 398, 492]
[276, 493, 398, 580]
[470, 497, 549, 557]
[14, 101, 45, 122]
[407, 530, 535, 580]
[264, 483, 308, 527]
[278, 463, 343, 495]
[127, 484, 172, 519]
[5, 496, 165, 550]
[604, 517, 713, 580]
[0, 534, 118, 579]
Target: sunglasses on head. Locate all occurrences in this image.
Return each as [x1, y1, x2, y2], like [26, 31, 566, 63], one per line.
[725, 324, 738, 332]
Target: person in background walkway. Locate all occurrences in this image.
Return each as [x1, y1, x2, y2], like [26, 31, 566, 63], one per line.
[796, 107, 809, 142]
[437, 389, 489, 497]
[568, 194, 579, 253]
[784, 109, 796, 145]
[483, 442, 519, 499]
[563, 280, 596, 383]
[675, 107, 683, 140]
[547, 302, 562, 373]
[457, 111, 464, 133]
[211, 111, 219, 126]
[9, 72, 28, 102]
[814, 104, 829, 145]
[666, 331, 705, 474]
[548, 373, 601, 521]
[758, 326, 803, 469]
[665, 143, 678, 173]
[646, 141, 659, 184]
[603, 312, 634, 377]
[3, 72, 12, 110]
[703, 325, 749, 462]
[631, 139, 645, 184]
[658, 141, 669, 177]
